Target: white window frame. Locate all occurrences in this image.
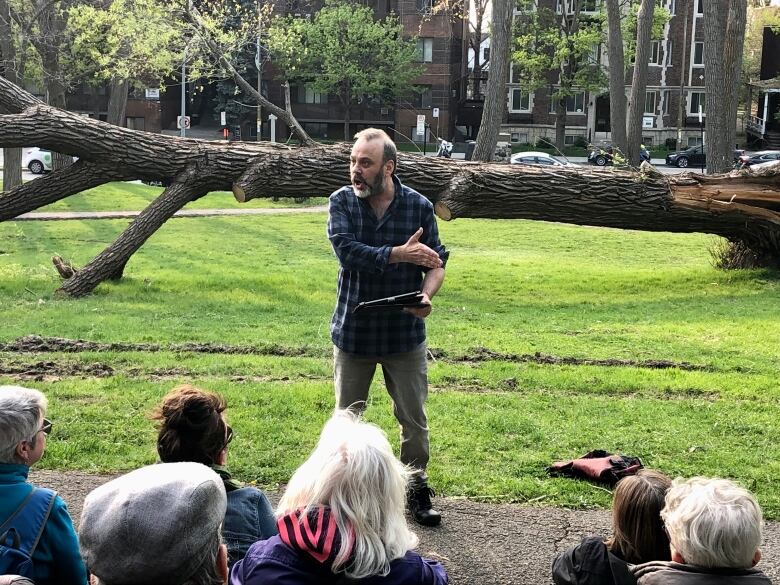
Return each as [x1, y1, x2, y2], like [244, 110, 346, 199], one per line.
[416, 38, 433, 63]
[644, 90, 658, 115]
[692, 42, 704, 66]
[567, 92, 585, 113]
[696, 0, 703, 15]
[665, 40, 673, 66]
[688, 91, 706, 116]
[649, 41, 662, 66]
[508, 88, 532, 113]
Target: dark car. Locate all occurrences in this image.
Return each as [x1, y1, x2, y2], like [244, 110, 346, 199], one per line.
[735, 150, 780, 169]
[665, 145, 745, 168]
[587, 143, 650, 166]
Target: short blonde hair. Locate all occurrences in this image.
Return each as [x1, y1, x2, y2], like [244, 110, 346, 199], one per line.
[278, 410, 417, 579]
[661, 477, 763, 569]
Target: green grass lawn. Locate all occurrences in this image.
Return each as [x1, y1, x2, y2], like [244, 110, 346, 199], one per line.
[6, 180, 327, 212]
[2, 185, 779, 515]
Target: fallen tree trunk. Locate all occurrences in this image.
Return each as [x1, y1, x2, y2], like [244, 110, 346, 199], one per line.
[0, 75, 779, 297]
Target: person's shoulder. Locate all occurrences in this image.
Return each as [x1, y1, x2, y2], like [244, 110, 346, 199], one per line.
[381, 551, 447, 584]
[329, 185, 353, 202]
[397, 181, 433, 210]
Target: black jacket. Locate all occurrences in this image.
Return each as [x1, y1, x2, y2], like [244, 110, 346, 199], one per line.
[552, 536, 636, 585]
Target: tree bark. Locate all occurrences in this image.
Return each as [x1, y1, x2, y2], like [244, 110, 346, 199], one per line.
[605, 0, 628, 156]
[472, 0, 513, 161]
[555, 97, 567, 151]
[106, 77, 129, 127]
[0, 0, 23, 191]
[1, 75, 780, 297]
[626, 0, 655, 167]
[704, 0, 747, 173]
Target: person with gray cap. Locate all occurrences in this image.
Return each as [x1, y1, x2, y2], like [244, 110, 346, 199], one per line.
[78, 462, 228, 585]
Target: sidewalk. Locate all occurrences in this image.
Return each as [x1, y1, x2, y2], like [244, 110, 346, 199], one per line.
[15, 206, 329, 221]
[29, 470, 780, 585]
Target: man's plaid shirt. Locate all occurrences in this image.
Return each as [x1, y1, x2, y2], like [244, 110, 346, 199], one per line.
[327, 176, 449, 356]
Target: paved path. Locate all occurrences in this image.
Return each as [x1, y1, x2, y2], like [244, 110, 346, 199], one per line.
[15, 206, 330, 221]
[30, 470, 780, 585]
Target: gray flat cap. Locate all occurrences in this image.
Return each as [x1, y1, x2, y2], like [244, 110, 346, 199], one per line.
[79, 462, 226, 585]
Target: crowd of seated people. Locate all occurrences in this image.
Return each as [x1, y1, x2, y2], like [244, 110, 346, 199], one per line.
[0, 383, 775, 585]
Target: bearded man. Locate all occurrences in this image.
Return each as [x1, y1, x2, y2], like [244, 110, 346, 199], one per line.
[326, 128, 449, 526]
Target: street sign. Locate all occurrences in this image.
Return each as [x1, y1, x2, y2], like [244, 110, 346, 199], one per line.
[432, 107, 440, 118]
[220, 111, 226, 126]
[177, 115, 191, 129]
[698, 104, 703, 124]
[145, 88, 160, 100]
[642, 116, 653, 128]
[416, 114, 426, 136]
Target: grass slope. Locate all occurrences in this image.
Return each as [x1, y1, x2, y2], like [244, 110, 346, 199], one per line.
[1, 189, 779, 515]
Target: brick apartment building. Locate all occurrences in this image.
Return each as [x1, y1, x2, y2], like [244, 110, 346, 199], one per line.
[470, 0, 717, 150]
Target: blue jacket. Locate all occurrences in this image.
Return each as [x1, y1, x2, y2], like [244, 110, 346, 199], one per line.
[0, 464, 87, 585]
[230, 536, 448, 585]
[223, 486, 278, 567]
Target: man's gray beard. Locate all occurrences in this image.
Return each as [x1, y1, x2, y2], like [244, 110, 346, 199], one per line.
[353, 173, 384, 199]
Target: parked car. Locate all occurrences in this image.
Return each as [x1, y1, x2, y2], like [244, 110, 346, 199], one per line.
[22, 147, 52, 174]
[735, 150, 780, 169]
[665, 145, 745, 168]
[587, 143, 650, 166]
[510, 151, 580, 167]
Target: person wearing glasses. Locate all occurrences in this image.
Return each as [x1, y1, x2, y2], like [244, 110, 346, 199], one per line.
[151, 384, 277, 566]
[0, 385, 87, 585]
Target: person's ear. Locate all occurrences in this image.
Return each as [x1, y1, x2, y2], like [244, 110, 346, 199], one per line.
[385, 159, 395, 176]
[217, 543, 229, 583]
[752, 549, 762, 567]
[15, 441, 30, 464]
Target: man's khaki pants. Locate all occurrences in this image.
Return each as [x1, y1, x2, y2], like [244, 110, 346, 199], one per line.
[333, 343, 429, 478]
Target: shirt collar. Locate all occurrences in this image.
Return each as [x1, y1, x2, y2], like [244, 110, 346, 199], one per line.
[0, 463, 31, 483]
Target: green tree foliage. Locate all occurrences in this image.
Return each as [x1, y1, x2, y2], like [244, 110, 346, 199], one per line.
[66, 0, 186, 86]
[266, 0, 422, 138]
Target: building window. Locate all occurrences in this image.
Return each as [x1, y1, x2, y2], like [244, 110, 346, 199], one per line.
[417, 0, 433, 13]
[642, 135, 654, 146]
[688, 91, 706, 115]
[416, 38, 433, 63]
[557, 0, 600, 13]
[549, 92, 585, 114]
[693, 42, 704, 66]
[482, 47, 490, 62]
[126, 117, 145, 131]
[414, 85, 433, 108]
[508, 88, 531, 112]
[296, 85, 327, 104]
[665, 41, 673, 66]
[511, 132, 528, 143]
[303, 122, 328, 138]
[510, 63, 522, 84]
[662, 90, 672, 114]
[649, 41, 662, 65]
[657, 0, 675, 14]
[696, 0, 702, 14]
[688, 136, 703, 146]
[644, 90, 658, 114]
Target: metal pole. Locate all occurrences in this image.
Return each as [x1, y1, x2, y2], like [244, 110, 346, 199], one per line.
[423, 124, 428, 156]
[180, 48, 186, 138]
[676, 0, 689, 151]
[256, 0, 262, 141]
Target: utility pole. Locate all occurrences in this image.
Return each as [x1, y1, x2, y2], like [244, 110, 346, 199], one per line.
[675, 0, 689, 151]
[180, 48, 186, 138]
[256, 0, 263, 141]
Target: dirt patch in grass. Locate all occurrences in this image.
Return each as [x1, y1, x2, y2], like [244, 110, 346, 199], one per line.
[2, 336, 712, 373]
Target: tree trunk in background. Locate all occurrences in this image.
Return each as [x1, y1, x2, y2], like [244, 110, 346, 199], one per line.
[107, 78, 129, 127]
[0, 0, 22, 190]
[472, 0, 513, 161]
[704, 0, 747, 174]
[34, 1, 73, 171]
[555, 97, 567, 150]
[605, 0, 628, 157]
[2, 75, 780, 296]
[626, 0, 654, 167]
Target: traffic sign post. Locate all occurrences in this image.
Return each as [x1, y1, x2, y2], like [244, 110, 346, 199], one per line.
[177, 116, 191, 130]
[698, 105, 704, 172]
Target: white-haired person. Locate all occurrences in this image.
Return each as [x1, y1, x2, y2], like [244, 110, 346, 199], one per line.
[632, 477, 771, 585]
[0, 385, 87, 585]
[79, 462, 228, 585]
[229, 410, 448, 584]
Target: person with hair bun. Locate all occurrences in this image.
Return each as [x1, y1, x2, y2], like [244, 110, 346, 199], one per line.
[152, 384, 276, 567]
[230, 410, 448, 584]
[552, 469, 672, 585]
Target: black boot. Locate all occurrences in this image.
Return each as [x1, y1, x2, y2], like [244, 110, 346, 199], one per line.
[407, 480, 442, 527]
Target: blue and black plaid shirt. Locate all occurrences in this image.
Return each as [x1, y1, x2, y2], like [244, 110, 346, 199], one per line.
[327, 176, 449, 356]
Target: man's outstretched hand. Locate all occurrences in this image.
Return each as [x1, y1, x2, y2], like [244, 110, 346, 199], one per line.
[390, 228, 443, 269]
